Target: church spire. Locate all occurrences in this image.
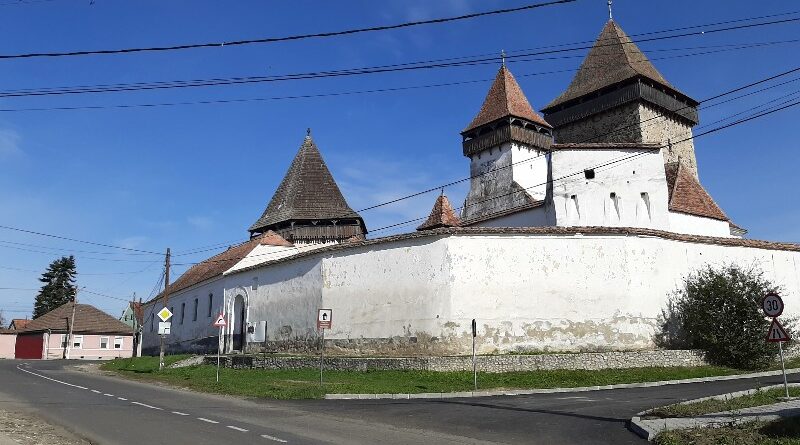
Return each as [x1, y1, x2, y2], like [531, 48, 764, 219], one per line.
[248, 132, 366, 243]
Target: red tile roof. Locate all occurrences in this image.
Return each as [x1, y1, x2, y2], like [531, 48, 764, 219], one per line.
[665, 163, 728, 221]
[545, 20, 681, 110]
[464, 66, 551, 132]
[153, 234, 272, 301]
[9, 319, 30, 330]
[22, 302, 133, 335]
[417, 195, 461, 231]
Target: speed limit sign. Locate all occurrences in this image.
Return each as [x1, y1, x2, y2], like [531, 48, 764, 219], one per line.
[762, 293, 784, 318]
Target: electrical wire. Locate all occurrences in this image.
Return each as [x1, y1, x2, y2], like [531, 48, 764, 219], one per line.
[0, 224, 162, 255]
[0, 0, 576, 60]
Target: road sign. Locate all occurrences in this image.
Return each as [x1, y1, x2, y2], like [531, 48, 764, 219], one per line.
[762, 293, 785, 318]
[158, 322, 171, 335]
[212, 314, 227, 328]
[317, 309, 332, 330]
[767, 318, 791, 342]
[157, 307, 173, 322]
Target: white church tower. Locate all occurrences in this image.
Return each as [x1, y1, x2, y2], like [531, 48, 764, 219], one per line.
[459, 64, 554, 226]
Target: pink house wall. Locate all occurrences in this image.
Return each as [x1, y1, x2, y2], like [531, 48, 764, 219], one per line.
[0, 334, 15, 359]
[43, 333, 133, 360]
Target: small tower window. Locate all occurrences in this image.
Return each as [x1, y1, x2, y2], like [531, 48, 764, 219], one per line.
[638, 192, 652, 223]
[609, 192, 622, 222]
[584, 169, 595, 180]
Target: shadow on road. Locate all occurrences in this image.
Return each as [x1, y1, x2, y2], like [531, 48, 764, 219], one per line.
[430, 399, 628, 424]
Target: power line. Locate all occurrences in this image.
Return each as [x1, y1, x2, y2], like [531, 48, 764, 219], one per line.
[0, 239, 159, 256]
[0, 0, 576, 60]
[0, 224, 162, 255]
[4, 41, 799, 114]
[2, 9, 799, 98]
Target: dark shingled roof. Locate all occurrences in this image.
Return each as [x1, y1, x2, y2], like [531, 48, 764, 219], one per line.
[22, 302, 133, 335]
[249, 135, 363, 234]
[464, 66, 551, 132]
[417, 195, 461, 231]
[545, 20, 677, 110]
[665, 162, 728, 221]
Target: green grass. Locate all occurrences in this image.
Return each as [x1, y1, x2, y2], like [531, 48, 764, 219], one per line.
[655, 417, 800, 445]
[647, 387, 800, 419]
[101, 356, 753, 400]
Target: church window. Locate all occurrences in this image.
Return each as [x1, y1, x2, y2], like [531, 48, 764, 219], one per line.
[638, 192, 652, 223]
[610, 193, 622, 221]
[193, 298, 198, 321]
[584, 169, 595, 180]
[180, 303, 185, 324]
[208, 294, 213, 317]
[568, 195, 580, 223]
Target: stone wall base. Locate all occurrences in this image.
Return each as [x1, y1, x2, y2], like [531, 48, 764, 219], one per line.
[203, 349, 708, 373]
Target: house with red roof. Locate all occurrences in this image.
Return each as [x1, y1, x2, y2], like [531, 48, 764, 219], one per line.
[14, 302, 134, 360]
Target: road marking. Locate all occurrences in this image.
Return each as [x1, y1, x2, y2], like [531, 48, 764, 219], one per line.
[15, 365, 89, 390]
[103, 393, 114, 397]
[131, 401, 163, 411]
[197, 418, 219, 424]
[91, 390, 102, 394]
[261, 434, 288, 443]
[172, 411, 189, 416]
[227, 425, 248, 432]
[117, 397, 128, 401]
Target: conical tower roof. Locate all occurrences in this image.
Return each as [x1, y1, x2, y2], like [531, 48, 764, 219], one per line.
[417, 194, 461, 231]
[544, 20, 678, 110]
[249, 134, 363, 234]
[464, 66, 551, 133]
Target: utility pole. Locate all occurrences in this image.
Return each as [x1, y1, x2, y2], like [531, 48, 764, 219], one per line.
[65, 287, 79, 360]
[158, 248, 171, 371]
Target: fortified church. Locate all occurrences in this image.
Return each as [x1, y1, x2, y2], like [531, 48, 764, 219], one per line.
[142, 19, 800, 356]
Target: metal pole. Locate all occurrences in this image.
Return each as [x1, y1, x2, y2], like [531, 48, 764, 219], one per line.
[472, 335, 477, 391]
[320, 328, 325, 386]
[65, 289, 78, 360]
[779, 340, 789, 399]
[159, 248, 171, 371]
[217, 325, 222, 383]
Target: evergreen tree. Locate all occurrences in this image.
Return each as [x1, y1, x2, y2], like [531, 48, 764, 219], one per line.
[33, 256, 77, 319]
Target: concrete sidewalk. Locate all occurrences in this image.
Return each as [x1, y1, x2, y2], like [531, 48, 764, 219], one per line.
[630, 385, 800, 440]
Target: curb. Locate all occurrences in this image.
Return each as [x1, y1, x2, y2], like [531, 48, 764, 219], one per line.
[324, 367, 800, 400]
[629, 382, 800, 441]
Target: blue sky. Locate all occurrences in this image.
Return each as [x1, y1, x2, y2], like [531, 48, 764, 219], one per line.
[1, 0, 798, 319]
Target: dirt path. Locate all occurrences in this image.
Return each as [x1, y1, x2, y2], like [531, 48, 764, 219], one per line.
[0, 410, 90, 445]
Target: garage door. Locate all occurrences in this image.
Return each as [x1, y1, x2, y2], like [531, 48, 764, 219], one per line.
[15, 334, 43, 359]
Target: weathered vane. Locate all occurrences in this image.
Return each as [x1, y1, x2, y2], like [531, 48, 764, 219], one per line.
[607, 0, 613, 20]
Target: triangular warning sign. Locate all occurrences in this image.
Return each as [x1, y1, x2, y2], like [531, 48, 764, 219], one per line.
[213, 314, 227, 328]
[766, 318, 790, 342]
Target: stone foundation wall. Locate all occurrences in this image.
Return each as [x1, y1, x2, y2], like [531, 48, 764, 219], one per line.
[204, 349, 708, 373]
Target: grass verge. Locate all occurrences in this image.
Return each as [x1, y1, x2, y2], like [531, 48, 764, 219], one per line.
[646, 386, 800, 419]
[101, 356, 766, 400]
[655, 417, 800, 445]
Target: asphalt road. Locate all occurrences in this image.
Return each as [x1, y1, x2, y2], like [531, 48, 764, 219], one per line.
[0, 360, 797, 445]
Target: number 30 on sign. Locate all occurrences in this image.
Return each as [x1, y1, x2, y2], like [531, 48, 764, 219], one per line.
[762, 293, 784, 318]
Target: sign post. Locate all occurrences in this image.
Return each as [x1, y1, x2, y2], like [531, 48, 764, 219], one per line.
[317, 309, 332, 386]
[763, 293, 791, 399]
[213, 314, 228, 383]
[471, 318, 477, 391]
[156, 307, 173, 371]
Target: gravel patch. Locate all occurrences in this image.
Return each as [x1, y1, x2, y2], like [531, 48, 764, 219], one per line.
[0, 410, 90, 445]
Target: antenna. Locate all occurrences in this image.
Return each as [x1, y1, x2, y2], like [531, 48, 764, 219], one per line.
[607, 0, 613, 20]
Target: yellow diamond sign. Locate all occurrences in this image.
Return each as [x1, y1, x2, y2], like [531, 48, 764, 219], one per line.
[157, 307, 173, 322]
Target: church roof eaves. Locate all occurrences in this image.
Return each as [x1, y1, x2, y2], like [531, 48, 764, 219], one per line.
[220, 226, 799, 278]
[543, 20, 694, 111]
[464, 66, 551, 133]
[248, 135, 365, 234]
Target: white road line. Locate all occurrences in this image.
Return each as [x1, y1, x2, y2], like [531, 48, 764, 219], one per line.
[15, 365, 89, 390]
[131, 401, 163, 411]
[103, 393, 114, 397]
[227, 426, 248, 432]
[91, 390, 102, 394]
[261, 434, 288, 443]
[197, 418, 219, 424]
[117, 397, 128, 401]
[172, 411, 189, 416]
